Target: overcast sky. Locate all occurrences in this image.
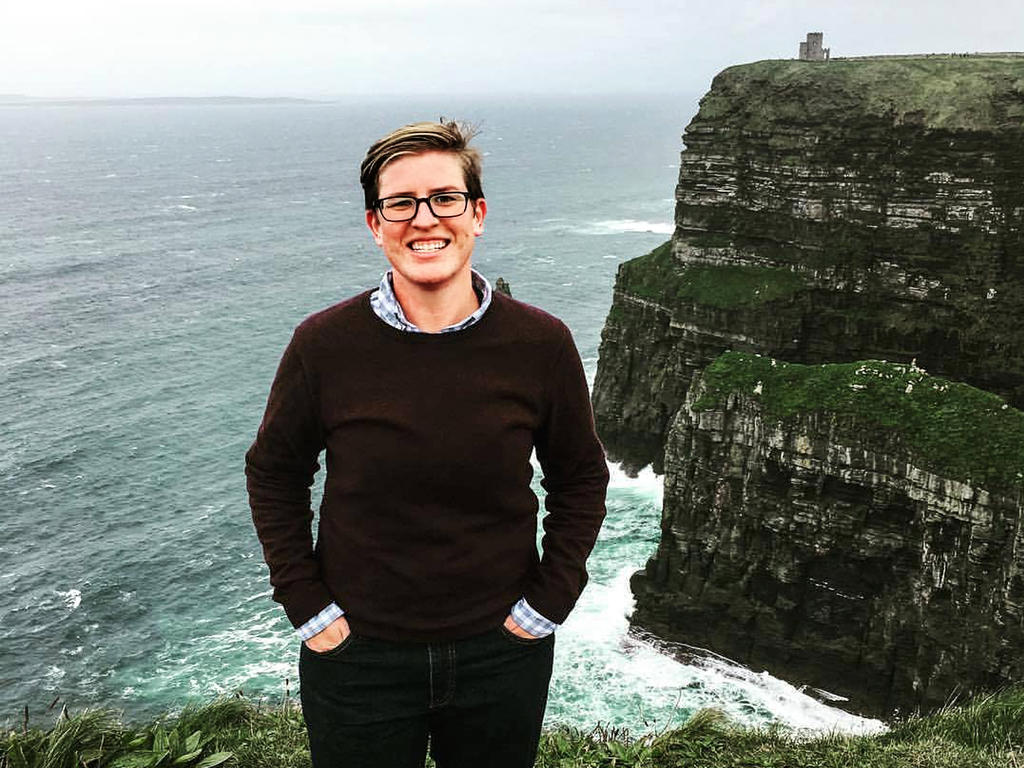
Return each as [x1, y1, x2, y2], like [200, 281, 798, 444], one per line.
[2, 0, 1022, 98]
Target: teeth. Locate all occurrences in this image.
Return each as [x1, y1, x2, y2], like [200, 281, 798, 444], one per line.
[410, 240, 447, 252]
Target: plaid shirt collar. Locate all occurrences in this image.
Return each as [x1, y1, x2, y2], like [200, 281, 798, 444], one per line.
[369, 268, 492, 333]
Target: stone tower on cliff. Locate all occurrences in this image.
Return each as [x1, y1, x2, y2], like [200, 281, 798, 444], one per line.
[799, 32, 830, 60]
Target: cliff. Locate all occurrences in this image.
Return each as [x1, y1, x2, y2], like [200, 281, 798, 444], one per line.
[630, 352, 1024, 715]
[593, 56, 1024, 715]
[594, 56, 1024, 475]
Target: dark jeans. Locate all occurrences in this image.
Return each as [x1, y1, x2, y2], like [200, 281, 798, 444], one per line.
[299, 625, 555, 768]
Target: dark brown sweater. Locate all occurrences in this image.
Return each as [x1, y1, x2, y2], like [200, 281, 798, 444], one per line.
[245, 290, 609, 642]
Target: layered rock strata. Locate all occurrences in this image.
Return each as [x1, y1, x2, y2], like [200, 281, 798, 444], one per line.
[629, 352, 1024, 715]
[594, 57, 1024, 475]
[593, 56, 1024, 715]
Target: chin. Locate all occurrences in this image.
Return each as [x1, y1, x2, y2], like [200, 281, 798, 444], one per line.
[393, 257, 470, 289]
[394, 268, 452, 289]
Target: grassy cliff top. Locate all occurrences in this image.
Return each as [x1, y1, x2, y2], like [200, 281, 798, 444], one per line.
[5, 688, 1024, 768]
[693, 351, 1024, 495]
[692, 56, 1024, 132]
[616, 241, 807, 310]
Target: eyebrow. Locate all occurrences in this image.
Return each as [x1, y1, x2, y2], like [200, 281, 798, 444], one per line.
[379, 185, 463, 197]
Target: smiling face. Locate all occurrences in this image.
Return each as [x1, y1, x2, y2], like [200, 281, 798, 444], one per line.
[366, 150, 486, 296]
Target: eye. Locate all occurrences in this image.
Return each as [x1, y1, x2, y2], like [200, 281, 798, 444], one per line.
[382, 197, 414, 211]
[431, 193, 463, 208]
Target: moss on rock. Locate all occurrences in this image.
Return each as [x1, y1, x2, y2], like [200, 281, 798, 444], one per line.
[697, 57, 1024, 133]
[693, 351, 1024, 495]
[617, 241, 808, 309]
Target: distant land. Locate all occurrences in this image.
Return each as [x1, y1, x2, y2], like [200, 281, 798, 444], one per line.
[0, 95, 329, 107]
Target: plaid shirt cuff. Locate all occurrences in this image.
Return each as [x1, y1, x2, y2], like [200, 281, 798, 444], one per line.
[296, 602, 345, 641]
[511, 597, 558, 638]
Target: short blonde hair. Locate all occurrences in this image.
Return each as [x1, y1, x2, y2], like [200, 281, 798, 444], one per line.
[359, 120, 483, 210]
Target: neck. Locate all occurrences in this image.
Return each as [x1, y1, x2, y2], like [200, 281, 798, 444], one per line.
[392, 270, 479, 333]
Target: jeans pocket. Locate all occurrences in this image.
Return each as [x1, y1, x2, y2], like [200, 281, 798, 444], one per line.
[304, 632, 358, 659]
[499, 624, 548, 646]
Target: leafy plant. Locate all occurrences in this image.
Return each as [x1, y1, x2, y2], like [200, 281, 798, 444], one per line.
[2, 708, 232, 768]
[107, 722, 231, 768]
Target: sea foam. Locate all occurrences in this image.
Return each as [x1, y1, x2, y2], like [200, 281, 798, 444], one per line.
[583, 219, 674, 235]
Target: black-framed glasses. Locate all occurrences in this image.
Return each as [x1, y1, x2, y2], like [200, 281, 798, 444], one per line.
[375, 191, 471, 222]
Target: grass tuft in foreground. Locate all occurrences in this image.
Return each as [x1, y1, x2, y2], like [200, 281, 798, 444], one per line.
[5, 686, 1024, 767]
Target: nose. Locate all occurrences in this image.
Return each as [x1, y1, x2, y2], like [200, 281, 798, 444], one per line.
[410, 198, 440, 226]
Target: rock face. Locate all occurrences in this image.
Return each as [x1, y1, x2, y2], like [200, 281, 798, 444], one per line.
[594, 56, 1024, 476]
[593, 56, 1024, 715]
[630, 353, 1024, 716]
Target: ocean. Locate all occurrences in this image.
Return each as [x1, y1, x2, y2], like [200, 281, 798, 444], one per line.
[0, 95, 879, 735]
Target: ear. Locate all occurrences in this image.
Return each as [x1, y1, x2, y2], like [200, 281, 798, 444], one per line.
[366, 208, 384, 246]
[472, 198, 487, 237]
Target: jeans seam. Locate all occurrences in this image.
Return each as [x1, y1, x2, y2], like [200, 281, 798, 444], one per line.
[427, 644, 436, 708]
[439, 643, 455, 707]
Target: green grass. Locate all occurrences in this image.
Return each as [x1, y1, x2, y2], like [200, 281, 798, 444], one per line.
[695, 56, 1024, 132]
[692, 351, 1024, 495]
[616, 241, 807, 310]
[5, 688, 1024, 768]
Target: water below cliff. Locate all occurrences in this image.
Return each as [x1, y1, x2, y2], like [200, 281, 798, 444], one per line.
[1, 96, 878, 734]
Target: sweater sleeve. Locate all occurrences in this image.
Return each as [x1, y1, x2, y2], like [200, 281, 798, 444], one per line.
[245, 331, 334, 629]
[524, 324, 610, 624]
